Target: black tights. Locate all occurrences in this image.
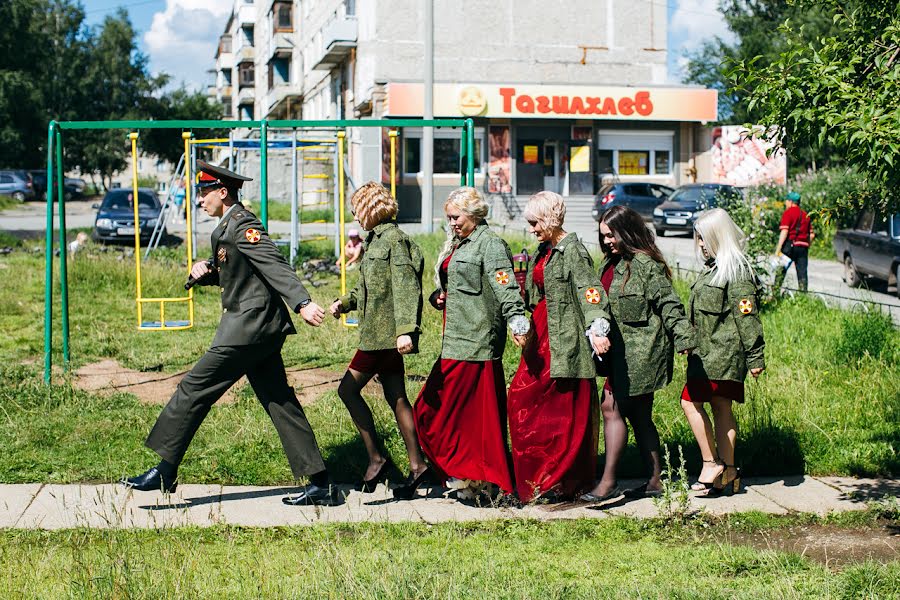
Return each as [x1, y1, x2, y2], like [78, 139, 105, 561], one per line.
[337, 369, 427, 480]
[594, 388, 662, 494]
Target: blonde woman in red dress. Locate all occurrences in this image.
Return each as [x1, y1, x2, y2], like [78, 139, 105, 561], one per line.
[412, 187, 530, 501]
[507, 191, 612, 502]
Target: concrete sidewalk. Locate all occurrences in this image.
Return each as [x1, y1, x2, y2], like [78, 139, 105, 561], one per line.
[1, 477, 895, 530]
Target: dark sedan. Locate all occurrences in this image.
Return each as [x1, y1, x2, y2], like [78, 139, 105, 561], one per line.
[92, 188, 164, 243]
[652, 184, 742, 236]
[592, 182, 674, 222]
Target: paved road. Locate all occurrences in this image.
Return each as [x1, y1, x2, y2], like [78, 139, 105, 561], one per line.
[0, 476, 895, 529]
[3, 199, 898, 324]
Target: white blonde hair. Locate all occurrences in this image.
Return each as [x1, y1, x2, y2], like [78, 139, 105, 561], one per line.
[523, 191, 565, 232]
[693, 208, 754, 286]
[435, 187, 489, 286]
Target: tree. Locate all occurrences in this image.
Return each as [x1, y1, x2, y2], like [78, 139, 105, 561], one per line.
[142, 88, 224, 166]
[731, 0, 900, 211]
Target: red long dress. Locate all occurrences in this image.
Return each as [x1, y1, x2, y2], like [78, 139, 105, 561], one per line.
[412, 252, 515, 493]
[507, 252, 599, 501]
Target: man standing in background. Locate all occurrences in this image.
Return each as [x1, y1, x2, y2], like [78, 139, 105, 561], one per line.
[775, 191, 814, 292]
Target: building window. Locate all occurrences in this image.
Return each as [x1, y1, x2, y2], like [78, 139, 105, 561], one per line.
[222, 101, 233, 118]
[655, 150, 671, 175]
[403, 129, 484, 174]
[268, 57, 290, 89]
[344, 0, 356, 16]
[239, 104, 254, 121]
[221, 69, 232, 86]
[618, 151, 649, 175]
[274, 1, 292, 32]
[155, 160, 166, 173]
[241, 25, 254, 47]
[239, 62, 255, 87]
[218, 35, 231, 54]
[157, 181, 167, 193]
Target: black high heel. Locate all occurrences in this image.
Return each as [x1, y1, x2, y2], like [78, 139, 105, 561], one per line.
[359, 459, 393, 493]
[392, 467, 432, 500]
[691, 459, 724, 492]
[703, 465, 742, 497]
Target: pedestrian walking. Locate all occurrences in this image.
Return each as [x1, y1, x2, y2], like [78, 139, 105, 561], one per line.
[775, 190, 814, 292]
[122, 160, 339, 507]
[681, 208, 764, 496]
[507, 191, 611, 502]
[329, 182, 430, 498]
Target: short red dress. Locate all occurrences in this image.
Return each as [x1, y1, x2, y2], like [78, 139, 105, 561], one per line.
[412, 252, 515, 493]
[506, 252, 599, 501]
[348, 349, 404, 375]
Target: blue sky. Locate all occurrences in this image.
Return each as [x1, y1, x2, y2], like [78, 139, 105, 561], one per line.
[81, 0, 733, 89]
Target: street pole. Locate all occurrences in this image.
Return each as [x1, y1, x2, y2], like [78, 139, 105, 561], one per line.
[422, 0, 434, 232]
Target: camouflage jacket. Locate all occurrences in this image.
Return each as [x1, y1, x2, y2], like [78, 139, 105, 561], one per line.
[524, 233, 611, 379]
[433, 221, 526, 361]
[686, 261, 765, 382]
[600, 252, 696, 397]
[338, 221, 423, 352]
[200, 203, 310, 347]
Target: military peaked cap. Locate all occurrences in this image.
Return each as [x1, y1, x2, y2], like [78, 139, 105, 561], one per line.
[196, 160, 253, 191]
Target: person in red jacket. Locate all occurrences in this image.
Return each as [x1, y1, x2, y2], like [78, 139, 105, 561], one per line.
[775, 191, 814, 292]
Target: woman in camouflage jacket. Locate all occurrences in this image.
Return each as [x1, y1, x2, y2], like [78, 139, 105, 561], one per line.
[681, 208, 764, 497]
[582, 206, 696, 503]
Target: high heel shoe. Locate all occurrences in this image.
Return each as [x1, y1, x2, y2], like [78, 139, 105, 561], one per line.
[703, 465, 742, 497]
[691, 459, 724, 492]
[359, 459, 393, 493]
[392, 467, 432, 500]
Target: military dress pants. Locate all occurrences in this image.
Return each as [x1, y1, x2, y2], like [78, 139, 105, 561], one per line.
[145, 337, 326, 478]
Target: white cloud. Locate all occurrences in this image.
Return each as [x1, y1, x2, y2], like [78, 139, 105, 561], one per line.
[668, 0, 736, 82]
[144, 0, 231, 90]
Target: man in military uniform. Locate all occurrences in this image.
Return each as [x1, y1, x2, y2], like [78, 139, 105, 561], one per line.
[122, 160, 338, 506]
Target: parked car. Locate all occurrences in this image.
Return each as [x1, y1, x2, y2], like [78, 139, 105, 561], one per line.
[92, 188, 164, 243]
[0, 170, 35, 201]
[592, 183, 675, 221]
[28, 171, 86, 201]
[833, 210, 900, 297]
[652, 183, 743, 236]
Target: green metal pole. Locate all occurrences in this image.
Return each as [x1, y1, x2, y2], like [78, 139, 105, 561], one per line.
[459, 126, 468, 187]
[55, 128, 70, 367]
[260, 119, 268, 229]
[43, 122, 56, 383]
[466, 119, 475, 187]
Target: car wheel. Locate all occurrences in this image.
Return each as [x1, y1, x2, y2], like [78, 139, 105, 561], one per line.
[844, 255, 862, 288]
[12, 191, 25, 202]
[895, 263, 900, 299]
[655, 228, 665, 238]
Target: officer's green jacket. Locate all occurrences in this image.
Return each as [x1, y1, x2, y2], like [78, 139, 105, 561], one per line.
[200, 203, 310, 347]
[686, 261, 765, 382]
[601, 252, 695, 397]
[337, 221, 423, 352]
[433, 221, 526, 361]
[524, 233, 611, 379]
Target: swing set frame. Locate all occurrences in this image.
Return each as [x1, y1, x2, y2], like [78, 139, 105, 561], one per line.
[43, 117, 475, 383]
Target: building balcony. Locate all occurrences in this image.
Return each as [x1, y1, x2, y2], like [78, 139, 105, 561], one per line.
[268, 32, 295, 62]
[236, 45, 255, 62]
[216, 52, 233, 71]
[237, 3, 255, 26]
[265, 85, 302, 119]
[311, 16, 357, 71]
[217, 86, 233, 102]
[238, 86, 256, 105]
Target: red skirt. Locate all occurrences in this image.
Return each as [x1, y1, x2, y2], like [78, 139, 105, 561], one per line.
[413, 358, 514, 493]
[348, 349, 405, 375]
[681, 378, 745, 403]
[507, 299, 598, 501]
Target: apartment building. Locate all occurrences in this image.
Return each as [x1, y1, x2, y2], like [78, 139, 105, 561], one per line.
[210, 1, 718, 221]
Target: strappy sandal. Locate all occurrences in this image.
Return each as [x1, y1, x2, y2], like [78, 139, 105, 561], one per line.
[691, 459, 724, 491]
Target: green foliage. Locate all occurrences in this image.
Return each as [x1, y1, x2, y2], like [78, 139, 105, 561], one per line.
[833, 308, 898, 365]
[731, 1, 900, 213]
[652, 445, 691, 523]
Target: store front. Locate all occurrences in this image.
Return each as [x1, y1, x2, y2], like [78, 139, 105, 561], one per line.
[382, 82, 717, 221]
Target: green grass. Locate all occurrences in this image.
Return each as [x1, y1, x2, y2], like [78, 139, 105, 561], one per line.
[254, 199, 352, 224]
[0, 517, 896, 598]
[0, 195, 21, 212]
[0, 232, 897, 485]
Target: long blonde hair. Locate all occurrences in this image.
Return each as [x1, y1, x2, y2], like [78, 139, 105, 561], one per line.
[434, 187, 489, 287]
[693, 208, 753, 286]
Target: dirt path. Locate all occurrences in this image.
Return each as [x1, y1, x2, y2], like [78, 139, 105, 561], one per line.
[72, 359, 343, 405]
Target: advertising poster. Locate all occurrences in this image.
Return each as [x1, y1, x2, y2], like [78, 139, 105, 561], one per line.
[487, 126, 512, 193]
[523, 145, 539, 164]
[711, 126, 786, 187]
[570, 145, 590, 173]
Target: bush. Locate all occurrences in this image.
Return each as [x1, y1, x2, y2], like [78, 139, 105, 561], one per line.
[833, 307, 897, 365]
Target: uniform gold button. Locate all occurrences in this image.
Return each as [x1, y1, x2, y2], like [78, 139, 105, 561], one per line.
[223, 308, 228, 312]
[221, 288, 225, 293]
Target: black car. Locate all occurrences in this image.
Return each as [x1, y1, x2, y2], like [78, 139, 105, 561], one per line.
[833, 210, 900, 297]
[28, 170, 85, 201]
[92, 188, 164, 243]
[652, 184, 743, 236]
[592, 182, 674, 221]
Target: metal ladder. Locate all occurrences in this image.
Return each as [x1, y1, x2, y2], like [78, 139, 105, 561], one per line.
[145, 154, 185, 257]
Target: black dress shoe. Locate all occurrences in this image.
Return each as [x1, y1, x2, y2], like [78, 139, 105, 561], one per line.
[578, 486, 621, 504]
[282, 483, 342, 506]
[392, 467, 433, 500]
[359, 459, 394, 493]
[120, 466, 177, 493]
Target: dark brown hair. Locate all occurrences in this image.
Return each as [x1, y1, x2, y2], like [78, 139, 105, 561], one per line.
[599, 205, 672, 286]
